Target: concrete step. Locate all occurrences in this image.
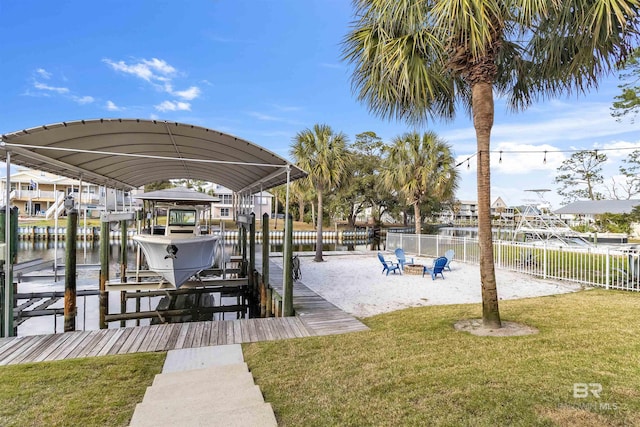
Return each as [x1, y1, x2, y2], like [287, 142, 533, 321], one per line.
[128, 344, 277, 427]
[142, 380, 264, 403]
[162, 344, 244, 373]
[130, 402, 277, 427]
[152, 363, 249, 387]
[142, 377, 257, 402]
[135, 388, 267, 419]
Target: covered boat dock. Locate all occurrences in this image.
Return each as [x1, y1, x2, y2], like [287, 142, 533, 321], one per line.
[0, 118, 307, 337]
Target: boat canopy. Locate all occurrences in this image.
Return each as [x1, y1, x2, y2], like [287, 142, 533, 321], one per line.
[0, 118, 307, 192]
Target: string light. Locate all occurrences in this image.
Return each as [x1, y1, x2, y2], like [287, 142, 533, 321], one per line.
[455, 145, 640, 169]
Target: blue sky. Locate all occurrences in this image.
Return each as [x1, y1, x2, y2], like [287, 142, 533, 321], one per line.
[1, 0, 638, 209]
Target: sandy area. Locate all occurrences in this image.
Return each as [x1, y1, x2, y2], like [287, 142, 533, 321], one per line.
[294, 253, 583, 318]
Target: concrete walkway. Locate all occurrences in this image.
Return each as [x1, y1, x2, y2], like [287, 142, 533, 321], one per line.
[129, 344, 277, 426]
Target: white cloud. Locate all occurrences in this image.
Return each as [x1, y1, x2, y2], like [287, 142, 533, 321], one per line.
[103, 58, 201, 105]
[73, 95, 94, 105]
[105, 100, 122, 111]
[155, 100, 191, 112]
[172, 86, 200, 100]
[103, 57, 176, 82]
[33, 82, 69, 94]
[35, 68, 51, 79]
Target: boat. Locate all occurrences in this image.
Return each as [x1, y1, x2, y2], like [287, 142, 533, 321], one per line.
[133, 205, 220, 287]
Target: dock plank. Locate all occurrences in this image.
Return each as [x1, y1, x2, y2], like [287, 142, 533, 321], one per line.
[0, 256, 369, 365]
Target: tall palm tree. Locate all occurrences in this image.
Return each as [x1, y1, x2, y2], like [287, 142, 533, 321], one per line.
[291, 124, 349, 262]
[382, 131, 459, 235]
[344, 0, 639, 328]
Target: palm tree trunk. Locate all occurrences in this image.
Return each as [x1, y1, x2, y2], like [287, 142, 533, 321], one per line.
[473, 81, 501, 328]
[315, 191, 324, 262]
[413, 203, 421, 235]
[298, 199, 304, 222]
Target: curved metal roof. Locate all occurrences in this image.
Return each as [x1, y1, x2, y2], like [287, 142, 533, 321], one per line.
[0, 118, 306, 192]
[135, 187, 220, 204]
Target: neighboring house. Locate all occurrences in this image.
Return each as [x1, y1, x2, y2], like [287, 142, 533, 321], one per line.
[436, 197, 513, 224]
[555, 199, 640, 227]
[0, 167, 134, 217]
[204, 184, 273, 220]
[491, 197, 515, 222]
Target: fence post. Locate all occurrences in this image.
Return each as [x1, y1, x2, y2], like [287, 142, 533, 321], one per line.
[463, 237, 467, 263]
[605, 247, 610, 290]
[541, 243, 547, 279]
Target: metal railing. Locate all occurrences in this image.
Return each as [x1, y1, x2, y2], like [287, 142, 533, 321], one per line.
[386, 233, 640, 292]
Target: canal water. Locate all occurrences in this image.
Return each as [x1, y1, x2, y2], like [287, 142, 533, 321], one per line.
[13, 238, 375, 337]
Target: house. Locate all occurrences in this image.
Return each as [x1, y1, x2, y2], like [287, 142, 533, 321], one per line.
[437, 197, 514, 224]
[555, 199, 640, 226]
[204, 184, 273, 221]
[0, 167, 134, 217]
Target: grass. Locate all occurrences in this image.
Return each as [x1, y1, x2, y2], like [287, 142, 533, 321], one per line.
[0, 352, 165, 427]
[243, 289, 640, 426]
[2, 290, 639, 426]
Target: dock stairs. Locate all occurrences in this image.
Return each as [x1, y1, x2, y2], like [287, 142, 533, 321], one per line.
[129, 344, 277, 426]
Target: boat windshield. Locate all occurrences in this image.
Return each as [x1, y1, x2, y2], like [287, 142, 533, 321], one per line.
[168, 209, 197, 226]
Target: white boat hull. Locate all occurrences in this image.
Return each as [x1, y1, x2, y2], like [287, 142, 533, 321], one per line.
[134, 234, 219, 287]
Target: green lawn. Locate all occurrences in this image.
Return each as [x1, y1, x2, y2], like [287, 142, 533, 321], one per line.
[0, 353, 165, 427]
[1, 290, 639, 426]
[243, 289, 640, 426]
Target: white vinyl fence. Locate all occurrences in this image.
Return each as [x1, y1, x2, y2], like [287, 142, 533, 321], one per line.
[386, 233, 640, 292]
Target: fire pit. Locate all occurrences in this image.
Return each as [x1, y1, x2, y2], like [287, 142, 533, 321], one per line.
[403, 264, 424, 275]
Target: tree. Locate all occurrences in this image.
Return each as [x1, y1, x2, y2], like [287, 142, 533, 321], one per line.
[555, 150, 607, 204]
[382, 131, 459, 235]
[144, 180, 173, 191]
[333, 131, 385, 228]
[291, 124, 349, 262]
[612, 48, 640, 122]
[343, 0, 639, 328]
[615, 149, 640, 199]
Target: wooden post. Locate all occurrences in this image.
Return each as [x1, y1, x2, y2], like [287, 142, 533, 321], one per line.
[99, 219, 109, 329]
[249, 213, 256, 288]
[262, 212, 270, 318]
[64, 209, 78, 332]
[266, 287, 272, 317]
[283, 214, 294, 316]
[259, 280, 266, 317]
[0, 207, 17, 337]
[262, 212, 270, 287]
[241, 225, 248, 278]
[119, 219, 127, 327]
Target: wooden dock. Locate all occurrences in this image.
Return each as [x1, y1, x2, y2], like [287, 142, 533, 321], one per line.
[0, 258, 369, 365]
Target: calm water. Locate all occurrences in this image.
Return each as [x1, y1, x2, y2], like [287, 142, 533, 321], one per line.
[13, 238, 375, 337]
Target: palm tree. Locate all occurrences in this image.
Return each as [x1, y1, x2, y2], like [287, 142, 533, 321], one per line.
[382, 131, 459, 235]
[291, 124, 349, 262]
[343, 0, 639, 328]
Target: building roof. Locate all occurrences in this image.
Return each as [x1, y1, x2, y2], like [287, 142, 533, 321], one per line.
[134, 187, 219, 204]
[0, 118, 307, 192]
[554, 200, 640, 215]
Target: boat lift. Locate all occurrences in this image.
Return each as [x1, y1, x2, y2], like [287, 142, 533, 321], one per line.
[512, 189, 592, 246]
